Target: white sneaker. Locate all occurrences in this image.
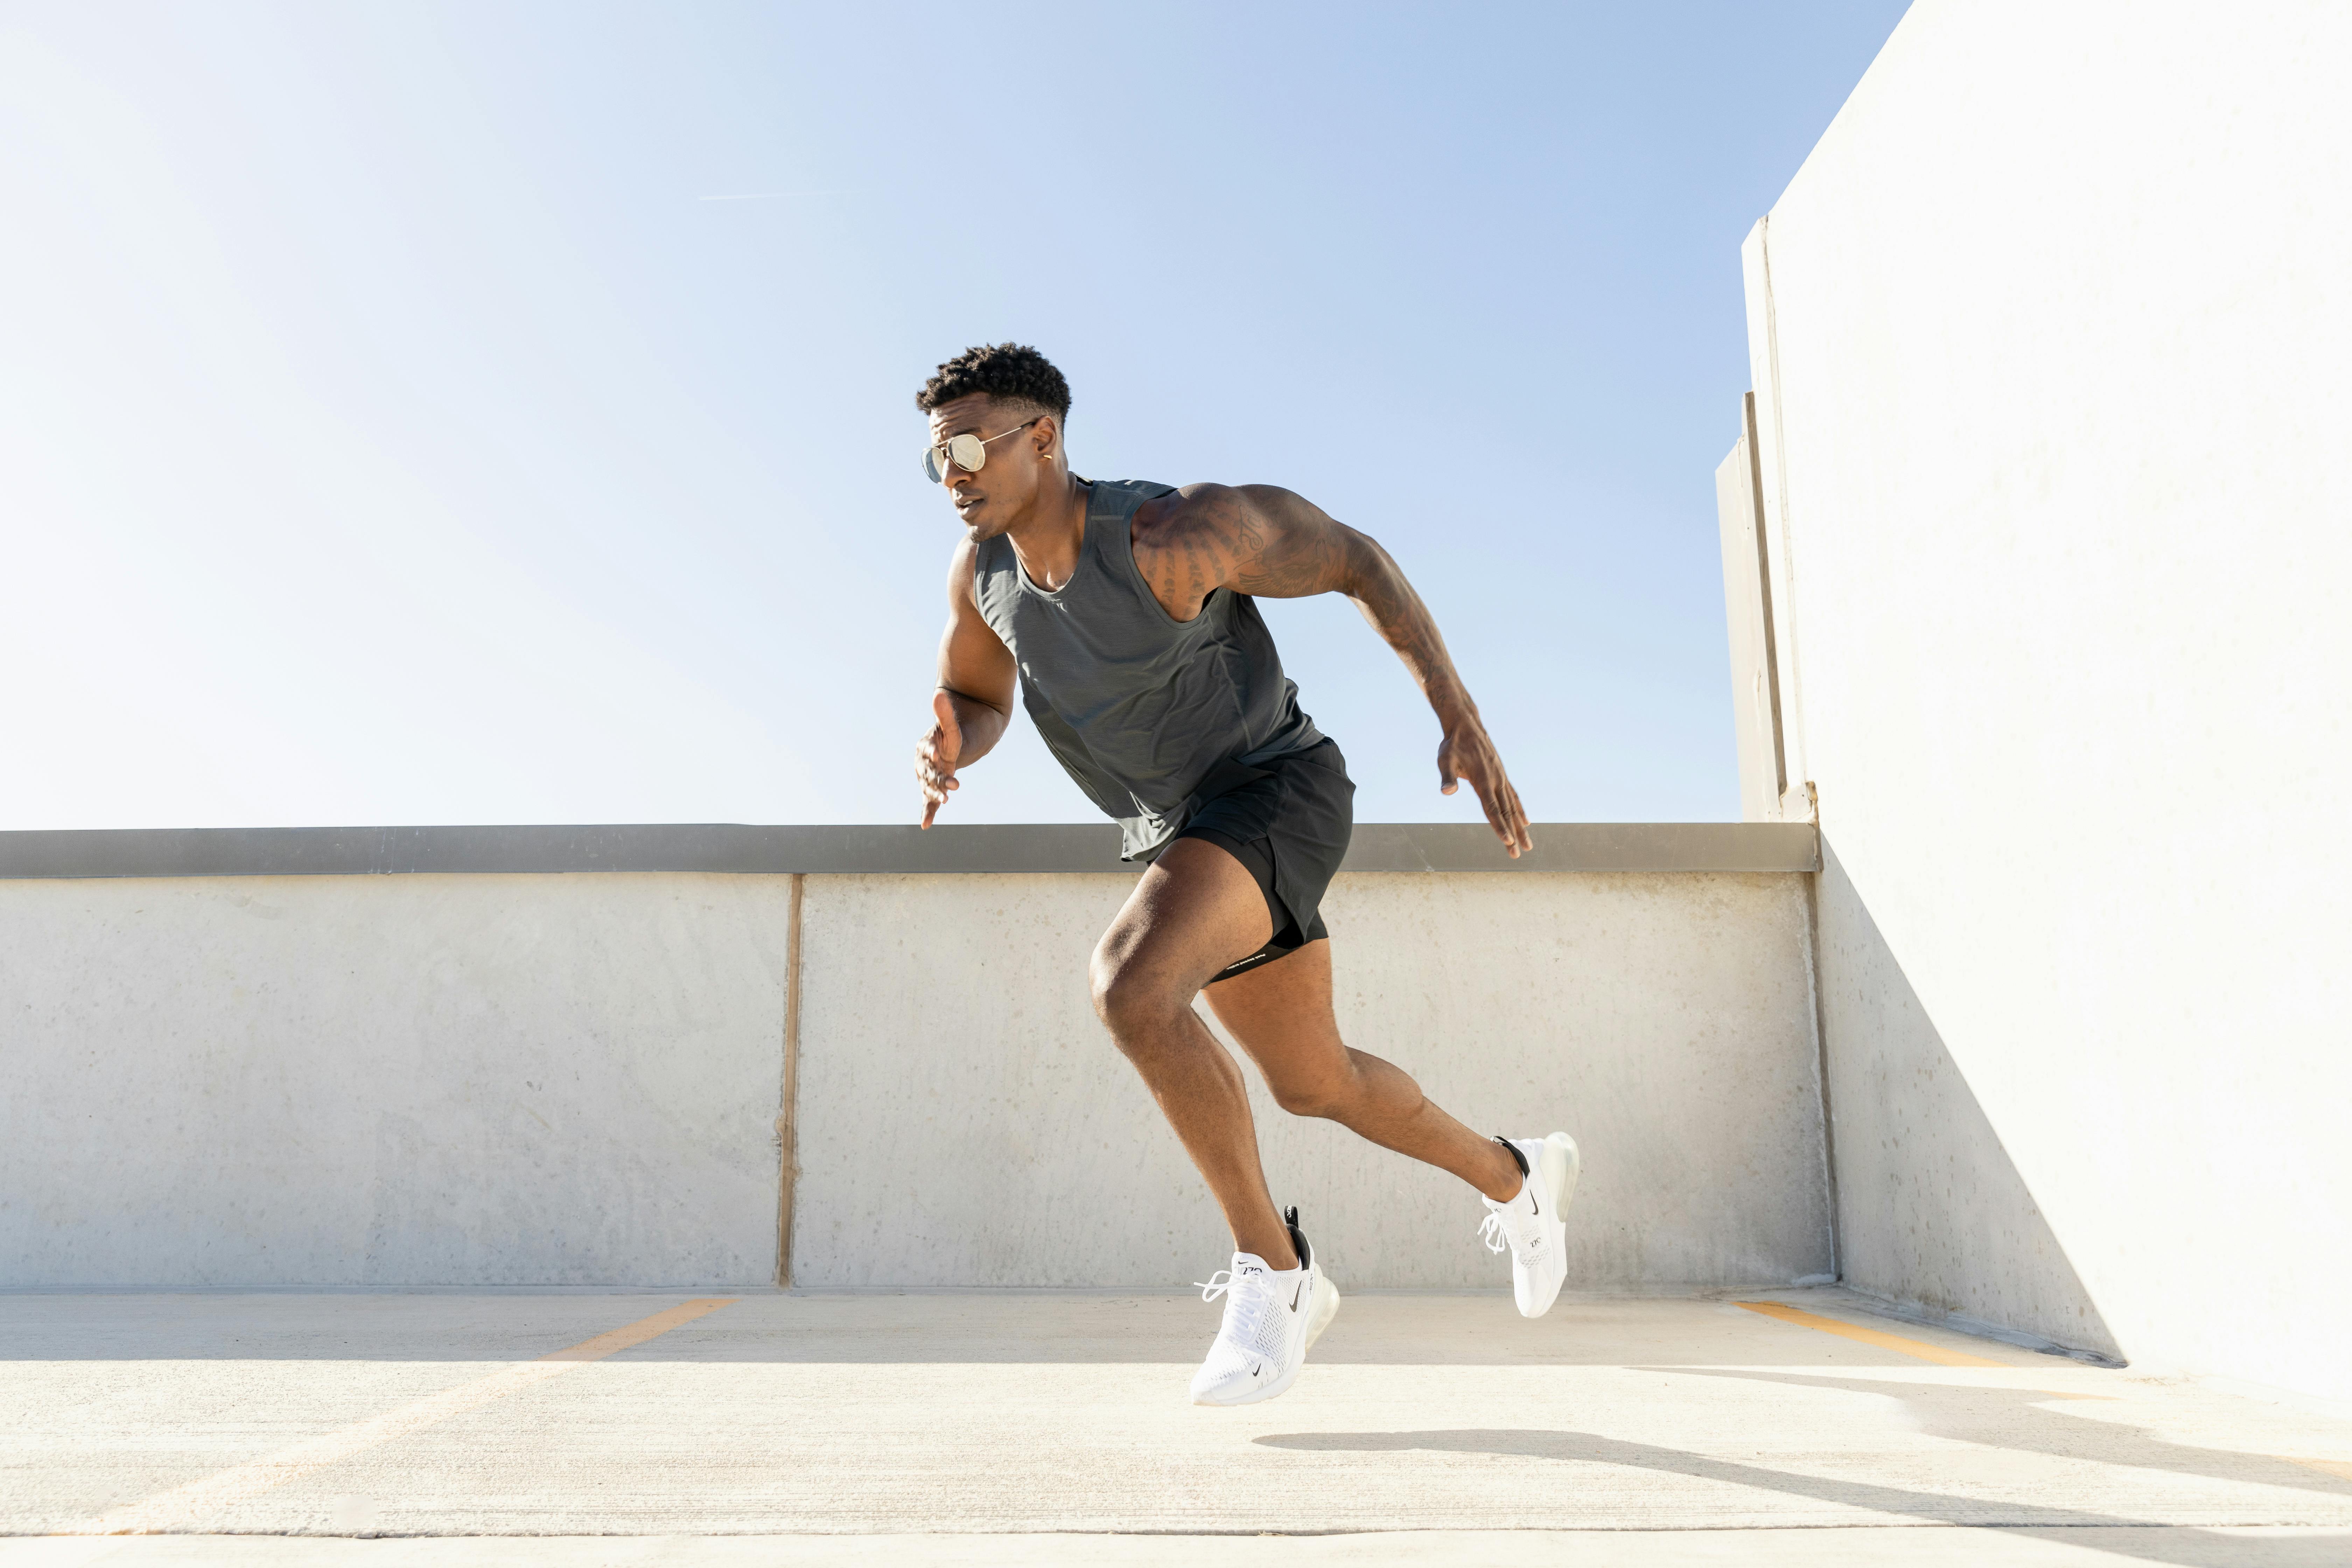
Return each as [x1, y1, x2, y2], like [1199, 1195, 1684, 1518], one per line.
[1189, 1206, 1340, 1407]
[1479, 1132, 1581, 1318]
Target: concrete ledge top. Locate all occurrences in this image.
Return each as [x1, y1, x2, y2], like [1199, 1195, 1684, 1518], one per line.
[0, 822, 1819, 878]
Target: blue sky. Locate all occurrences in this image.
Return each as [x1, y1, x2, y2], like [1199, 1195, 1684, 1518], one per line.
[1, 2, 1911, 830]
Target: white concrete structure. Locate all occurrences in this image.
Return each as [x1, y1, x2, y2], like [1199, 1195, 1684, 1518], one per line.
[1717, 0, 2352, 1401]
[0, 826, 1830, 1293]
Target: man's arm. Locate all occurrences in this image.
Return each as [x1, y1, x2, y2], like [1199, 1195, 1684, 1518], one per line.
[1133, 484, 1533, 856]
[917, 540, 1017, 828]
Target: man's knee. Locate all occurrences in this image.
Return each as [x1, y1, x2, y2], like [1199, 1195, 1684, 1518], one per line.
[1267, 1076, 1345, 1120]
[1090, 951, 1187, 1044]
[1269, 1050, 1382, 1119]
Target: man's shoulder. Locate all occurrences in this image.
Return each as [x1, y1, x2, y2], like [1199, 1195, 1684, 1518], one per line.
[946, 533, 1001, 613]
[946, 532, 985, 578]
[1129, 481, 1240, 541]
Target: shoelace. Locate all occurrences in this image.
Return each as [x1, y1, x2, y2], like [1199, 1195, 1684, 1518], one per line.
[1196, 1269, 1275, 1350]
[1477, 1208, 1534, 1259]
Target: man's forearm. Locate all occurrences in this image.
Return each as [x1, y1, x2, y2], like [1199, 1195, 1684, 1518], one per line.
[1340, 532, 1477, 728]
[941, 686, 1013, 763]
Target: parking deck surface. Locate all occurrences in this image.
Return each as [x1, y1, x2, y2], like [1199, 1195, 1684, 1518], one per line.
[4, 1288, 2349, 1564]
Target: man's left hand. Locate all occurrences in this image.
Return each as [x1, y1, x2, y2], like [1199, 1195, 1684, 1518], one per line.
[1438, 722, 1533, 859]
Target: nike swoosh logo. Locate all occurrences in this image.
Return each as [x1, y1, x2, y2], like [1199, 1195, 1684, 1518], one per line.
[1290, 1280, 1304, 1311]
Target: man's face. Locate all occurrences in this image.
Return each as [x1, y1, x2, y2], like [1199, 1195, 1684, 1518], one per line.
[927, 393, 1048, 541]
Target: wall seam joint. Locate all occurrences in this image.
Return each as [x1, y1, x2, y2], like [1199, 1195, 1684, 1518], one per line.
[775, 872, 805, 1288]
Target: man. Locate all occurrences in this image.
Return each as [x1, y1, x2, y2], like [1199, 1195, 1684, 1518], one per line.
[911, 343, 1579, 1407]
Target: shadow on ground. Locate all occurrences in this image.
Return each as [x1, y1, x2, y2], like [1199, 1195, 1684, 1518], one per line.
[1654, 1368, 2352, 1503]
[1258, 1430, 2344, 1565]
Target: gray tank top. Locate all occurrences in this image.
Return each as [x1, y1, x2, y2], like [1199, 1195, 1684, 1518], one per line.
[974, 479, 1323, 859]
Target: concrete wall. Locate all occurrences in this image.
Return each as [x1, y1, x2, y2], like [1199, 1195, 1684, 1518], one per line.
[1811, 845, 2119, 1361]
[0, 874, 791, 1286]
[1740, 0, 2352, 1396]
[794, 871, 1827, 1289]
[0, 860, 1829, 1290]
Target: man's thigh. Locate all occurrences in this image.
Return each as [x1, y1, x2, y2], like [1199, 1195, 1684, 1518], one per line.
[1094, 837, 1275, 1002]
[1198, 940, 1350, 1085]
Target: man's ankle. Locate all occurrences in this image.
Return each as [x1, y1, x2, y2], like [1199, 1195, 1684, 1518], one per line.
[1482, 1139, 1529, 1205]
[1239, 1237, 1300, 1271]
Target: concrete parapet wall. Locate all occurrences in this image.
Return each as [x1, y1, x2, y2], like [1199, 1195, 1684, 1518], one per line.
[0, 830, 1828, 1289]
[1, 873, 791, 1287]
[794, 871, 1827, 1289]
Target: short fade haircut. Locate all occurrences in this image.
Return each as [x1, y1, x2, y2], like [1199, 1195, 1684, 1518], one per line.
[916, 342, 1071, 424]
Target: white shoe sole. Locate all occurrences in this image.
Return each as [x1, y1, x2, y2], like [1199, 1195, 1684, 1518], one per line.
[1540, 1130, 1581, 1214]
[1306, 1276, 1340, 1349]
[1521, 1132, 1580, 1319]
[1191, 1276, 1339, 1408]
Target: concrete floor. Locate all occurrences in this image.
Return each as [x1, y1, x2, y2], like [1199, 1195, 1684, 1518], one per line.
[3, 1288, 2349, 1565]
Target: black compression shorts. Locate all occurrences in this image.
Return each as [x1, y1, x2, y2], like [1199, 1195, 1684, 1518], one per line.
[1163, 738, 1355, 984]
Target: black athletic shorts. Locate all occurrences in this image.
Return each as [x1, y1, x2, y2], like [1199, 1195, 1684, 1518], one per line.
[1160, 738, 1355, 984]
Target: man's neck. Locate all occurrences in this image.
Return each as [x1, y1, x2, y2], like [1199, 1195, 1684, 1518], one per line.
[1002, 473, 1092, 591]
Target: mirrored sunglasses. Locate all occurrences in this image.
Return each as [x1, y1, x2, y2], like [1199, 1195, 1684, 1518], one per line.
[922, 418, 1042, 483]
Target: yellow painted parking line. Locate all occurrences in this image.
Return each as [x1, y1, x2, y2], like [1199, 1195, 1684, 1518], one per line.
[1736, 1300, 2012, 1368]
[56, 1297, 737, 1536]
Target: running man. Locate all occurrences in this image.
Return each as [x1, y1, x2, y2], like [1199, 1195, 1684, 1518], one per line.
[911, 343, 1580, 1407]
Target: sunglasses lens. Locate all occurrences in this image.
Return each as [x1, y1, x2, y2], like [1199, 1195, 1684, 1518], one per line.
[923, 445, 945, 483]
[950, 433, 988, 473]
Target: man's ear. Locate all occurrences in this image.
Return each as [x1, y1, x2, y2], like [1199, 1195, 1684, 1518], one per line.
[1031, 414, 1060, 461]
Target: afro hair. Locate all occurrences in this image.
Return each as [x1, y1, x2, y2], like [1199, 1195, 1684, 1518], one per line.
[916, 342, 1071, 423]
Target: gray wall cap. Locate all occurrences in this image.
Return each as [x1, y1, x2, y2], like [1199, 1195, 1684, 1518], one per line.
[0, 822, 1820, 878]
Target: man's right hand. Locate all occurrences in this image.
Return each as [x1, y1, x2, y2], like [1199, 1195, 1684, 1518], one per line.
[917, 691, 963, 828]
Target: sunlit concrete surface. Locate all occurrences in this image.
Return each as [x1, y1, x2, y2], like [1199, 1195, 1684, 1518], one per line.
[4, 1289, 2349, 1563]
[12, 1529, 2352, 1568]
